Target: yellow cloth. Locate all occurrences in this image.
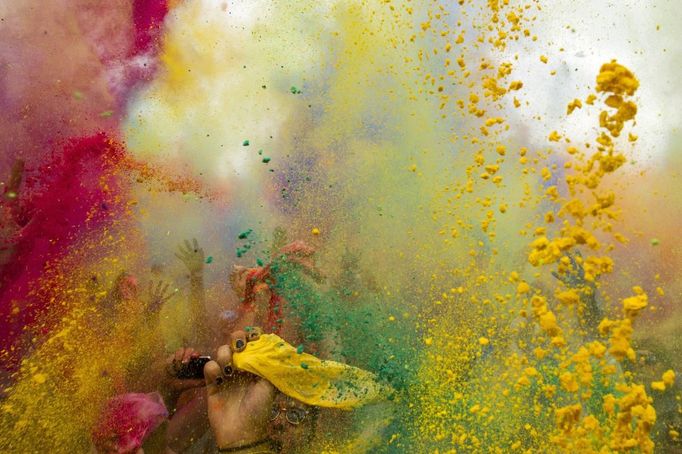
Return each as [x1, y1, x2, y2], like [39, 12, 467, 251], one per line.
[232, 334, 391, 409]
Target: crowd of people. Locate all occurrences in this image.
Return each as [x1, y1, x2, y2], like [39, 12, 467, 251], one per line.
[0, 158, 388, 453]
[2, 157, 678, 452]
[88, 236, 338, 454]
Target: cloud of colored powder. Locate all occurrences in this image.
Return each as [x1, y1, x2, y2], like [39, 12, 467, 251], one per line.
[1, 0, 681, 452]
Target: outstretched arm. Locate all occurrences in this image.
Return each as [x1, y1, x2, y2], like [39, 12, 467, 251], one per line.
[176, 238, 209, 345]
[147, 280, 175, 315]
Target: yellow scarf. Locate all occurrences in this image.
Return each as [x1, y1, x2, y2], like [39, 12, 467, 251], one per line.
[232, 334, 391, 409]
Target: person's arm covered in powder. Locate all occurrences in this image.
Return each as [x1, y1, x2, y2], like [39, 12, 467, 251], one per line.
[176, 238, 210, 346]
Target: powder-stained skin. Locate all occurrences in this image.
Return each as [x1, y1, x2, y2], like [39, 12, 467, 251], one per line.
[0, 1, 679, 453]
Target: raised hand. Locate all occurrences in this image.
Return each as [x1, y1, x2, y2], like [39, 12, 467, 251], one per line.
[203, 330, 275, 450]
[277, 241, 323, 281]
[552, 250, 601, 333]
[175, 238, 209, 346]
[552, 250, 594, 289]
[147, 280, 175, 314]
[278, 240, 315, 258]
[175, 238, 205, 275]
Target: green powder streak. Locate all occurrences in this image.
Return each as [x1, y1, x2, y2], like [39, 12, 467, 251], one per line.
[269, 251, 422, 451]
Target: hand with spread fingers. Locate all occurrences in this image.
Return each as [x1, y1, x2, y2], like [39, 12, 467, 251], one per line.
[552, 250, 602, 333]
[551, 250, 595, 289]
[175, 238, 209, 345]
[176, 238, 205, 275]
[203, 329, 276, 452]
[147, 280, 175, 314]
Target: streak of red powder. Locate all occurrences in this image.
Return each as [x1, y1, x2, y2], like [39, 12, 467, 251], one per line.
[0, 133, 129, 370]
[132, 0, 170, 55]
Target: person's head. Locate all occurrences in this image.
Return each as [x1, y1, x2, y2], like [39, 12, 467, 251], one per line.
[149, 263, 164, 277]
[267, 392, 318, 452]
[92, 392, 168, 454]
[99, 272, 139, 323]
[114, 272, 139, 302]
